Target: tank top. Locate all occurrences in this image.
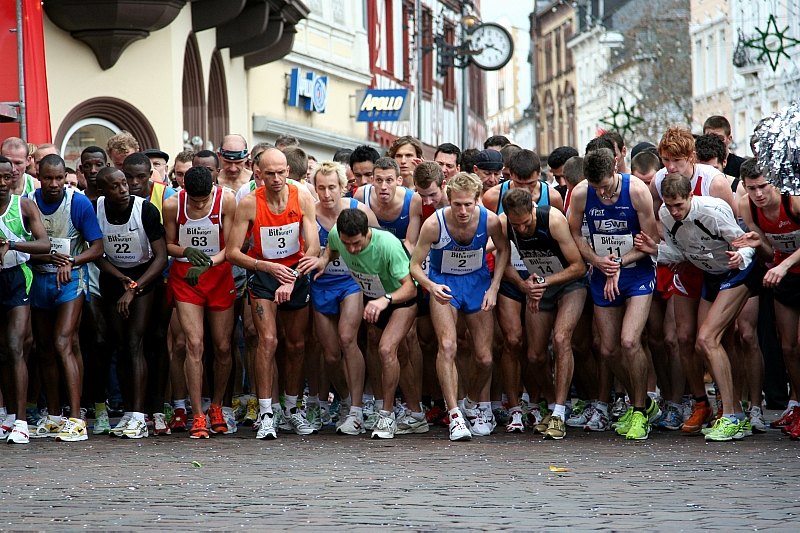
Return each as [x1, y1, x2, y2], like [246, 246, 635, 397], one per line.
[248, 183, 305, 266]
[364, 184, 414, 239]
[497, 180, 550, 215]
[654, 163, 716, 200]
[508, 206, 568, 280]
[508, 181, 552, 272]
[584, 173, 652, 270]
[751, 194, 800, 273]
[429, 206, 489, 276]
[29, 188, 87, 273]
[22, 174, 36, 196]
[315, 198, 358, 286]
[97, 196, 154, 268]
[176, 186, 224, 262]
[0, 195, 31, 268]
[149, 181, 169, 222]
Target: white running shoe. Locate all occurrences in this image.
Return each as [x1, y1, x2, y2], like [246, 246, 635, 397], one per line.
[122, 417, 149, 439]
[448, 411, 471, 441]
[31, 415, 64, 438]
[468, 408, 493, 437]
[222, 406, 238, 434]
[336, 413, 365, 435]
[152, 413, 171, 436]
[749, 406, 767, 433]
[275, 409, 293, 432]
[7, 419, 29, 444]
[567, 403, 595, 427]
[506, 410, 525, 433]
[364, 411, 380, 431]
[395, 413, 430, 434]
[584, 408, 610, 432]
[287, 410, 314, 436]
[93, 411, 112, 435]
[371, 411, 396, 439]
[256, 412, 277, 440]
[55, 418, 88, 442]
[110, 413, 132, 437]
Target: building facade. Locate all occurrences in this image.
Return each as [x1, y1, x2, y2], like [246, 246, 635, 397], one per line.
[690, 0, 733, 133]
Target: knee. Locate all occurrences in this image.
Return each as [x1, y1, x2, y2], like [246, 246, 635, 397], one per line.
[214, 339, 232, 360]
[285, 339, 304, 354]
[53, 334, 74, 356]
[553, 331, 572, 356]
[505, 332, 523, 351]
[473, 352, 492, 371]
[527, 348, 548, 367]
[339, 330, 357, 350]
[438, 336, 458, 359]
[737, 327, 757, 349]
[695, 333, 716, 358]
[259, 334, 278, 355]
[620, 334, 640, 354]
[676, 327, 695, 346]
[185, 337, 204, 359]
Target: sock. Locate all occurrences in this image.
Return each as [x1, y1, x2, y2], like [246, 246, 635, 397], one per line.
[258, 399, 273, 417]
[595, 401, 609, 415]
[491, 401, 503, 411]
[410, 411, 425, 420]
[95, 402, 107, 415]
[350, 406, 363, 419]
[464, 397, 478, 410]
[362, 393, 374, 403]
[3, 414, 15, 426]
[306, 394, 319, 406]
[553, 404, 566, 420]
[448, 407, 461, 419]
[285, 394, 298, 413]
[479, 401, 491, 412]
[722, 412, 738, 422]
[374, 399, 384, 411]
[647, 391, 659, 402]
[0, 407, 7, 418]
[132, 412, 146, 422]
[174, 399, 186, 410]
[788, 400, 799, 409]
[547, 403, 555, 412]
[521, 392, 530, 403]
[693, 395, 709, 404]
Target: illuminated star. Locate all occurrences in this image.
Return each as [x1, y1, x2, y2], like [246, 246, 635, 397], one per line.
[745, 14, 800, 72]
[600, 98, 644, 139]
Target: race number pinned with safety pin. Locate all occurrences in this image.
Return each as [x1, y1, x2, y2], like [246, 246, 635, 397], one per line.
[592, 233, 634, 268]
[350, 270, 386, 298]
[104, 232, 143, 263]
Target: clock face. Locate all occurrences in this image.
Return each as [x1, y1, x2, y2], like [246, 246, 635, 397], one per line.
[468, 23, 514, 71]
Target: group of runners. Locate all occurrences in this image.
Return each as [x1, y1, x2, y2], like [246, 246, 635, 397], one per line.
[2, 114, 799, 446]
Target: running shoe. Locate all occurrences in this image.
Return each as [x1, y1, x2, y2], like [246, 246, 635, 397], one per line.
[526, 404, 544, 428]
[26, 406, 44, 426]
[748, 406, 767, 434]
[152, 413, 171, 436]
[287, 410, 314, 436]
[739, 417, 753, 437]
[771, 405, 799, 429]
[493, 407, 510, 426]
[425, 405, 446, 426]
[570, 399, 587, 417]
[787, 416, 800, 440]
[320, 404, 333, 427]
[371, 411, 396, 439]
[506, 410, 525, 433]
[625, 411, 649, 440]
[614, 407, 635, 435]
[275, 409, 292, 432]
[395, 412, 430, 434]
[336, 413, 365, 435]
[170, 408, 188, 432]
[567, 402, 594, 427]
[222, 406, 238, 434]
[544, 415, 566, 440]
[122, 417, 149, 439]
[207, 405, 227, 434]
[611, 396, 629, 420]
[534, 414, 551, 434]
[704, 417, 744, 441]
[55, 418, 88, 442]
[682, 401, 712, 434]
[189, 414, 209, 439]
[0, 416, 14, 439]
[243, 397, 258, 426]
[364, 411, 380, 431]
[656, 402, 683, 431]
[93, 410, 112, 435]
[31, 415, 64, 438]
[584, 408, 609, 432]
[7, 419, 29, 444]
[256, 412, 277, 440]
[306, 403, 323, 432]
[162, 403, 174, 426]
[231, 396, 244, 422]
[448, 411, 471, 441]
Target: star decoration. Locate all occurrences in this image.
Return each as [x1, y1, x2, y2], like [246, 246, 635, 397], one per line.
[745, 14, 800, 72]
[600, 98, 644, 139]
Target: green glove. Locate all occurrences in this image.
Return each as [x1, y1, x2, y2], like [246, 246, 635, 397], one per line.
[185, 265, 210, 286]
[183, 247, 212, 267]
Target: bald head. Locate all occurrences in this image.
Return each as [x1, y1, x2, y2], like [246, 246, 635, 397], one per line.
[221, 134, 247, 151]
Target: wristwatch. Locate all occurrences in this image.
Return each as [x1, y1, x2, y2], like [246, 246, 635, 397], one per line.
[68, 256, 76, 264]
[7, 240, 15, 250]
[383, 293, 393, 303]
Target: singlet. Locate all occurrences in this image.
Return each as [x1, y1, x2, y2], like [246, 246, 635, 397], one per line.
[0, 195, 31, 268]
[508, 206, 569, 280]
[654, 163, 717, 200]
[97, 196, 154, 268]
[314, 198, 359, 287]
[176, 186, 224, 262]
[29, 188, 87, 273]
[496, 180, 550, 215]
[750, 194, 800, 274]
[429, 206, 489, 276]
[364, 184, 414, 239]
[509, 182, 553, 274]
[149, 181, 169, 222]
[248, 183, 305, 267]
[21, 174, 36, 196]
[584, 173, 652, 271]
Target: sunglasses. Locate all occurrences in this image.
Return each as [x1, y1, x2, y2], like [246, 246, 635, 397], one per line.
[218, 149, 248, 161]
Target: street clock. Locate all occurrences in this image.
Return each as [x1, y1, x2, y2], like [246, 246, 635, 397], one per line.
[468, 22, 514, 71]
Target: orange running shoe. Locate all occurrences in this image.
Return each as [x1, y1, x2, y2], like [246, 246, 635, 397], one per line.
[207, 404, 227, 434]
[189, 414, 209, 439]
[681, 400, 712, 434]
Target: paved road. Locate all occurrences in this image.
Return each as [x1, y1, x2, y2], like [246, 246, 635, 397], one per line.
[3, 412, 799, 531]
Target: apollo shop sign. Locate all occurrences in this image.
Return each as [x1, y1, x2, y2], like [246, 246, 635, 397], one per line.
[288, 68, 328, 113]
[355, 88, 410, 122]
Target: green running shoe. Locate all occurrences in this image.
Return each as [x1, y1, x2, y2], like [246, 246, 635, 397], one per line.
[625, 411, 649, 440]
[704, 417, 744, 441]
[614, 407, 635, 435]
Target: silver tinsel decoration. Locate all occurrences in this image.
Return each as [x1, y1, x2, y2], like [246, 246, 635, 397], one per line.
[754, 101, 800, 195]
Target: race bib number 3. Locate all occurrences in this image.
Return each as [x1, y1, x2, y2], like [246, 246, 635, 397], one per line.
[49, 237, 70, 256]
[104, 232, 143, 263]
[440, 248, 483, 275]
[350, 271, 386, 298]
[592, 234, 634, 268]
[260, 222, 300, 259]
[179, 226, 220, 256]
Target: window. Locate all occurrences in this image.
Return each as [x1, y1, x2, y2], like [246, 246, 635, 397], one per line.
[422, 8, 433, 94]
[544, 36, 552, 80]
[443, 22, 456, 103]
[385, 0, 395, 75]
[61, 118, 119, 170]
[402, 1, 413, 82]
[555, 28, 562, 74]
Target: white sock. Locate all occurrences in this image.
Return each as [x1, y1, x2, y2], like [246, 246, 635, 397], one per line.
[464, 397, 478, 410]
[0, 407, 7, 418]
[552, 404, 566, 420]
[647, 391, 659, 401]
[350, 406, 363, 419]
[479, 401, 491, 412]
[491, 401, 503, 410]
[284, 394, 298, 413]
[374, 399, 384, 411]
[258, 399, 273, 416]
[788, 400, 800, 409]
[174, 399, 186, 410]
[521, 392, 530, 403]
[362, 393, 374, 403]
[3, 413, 16, 426]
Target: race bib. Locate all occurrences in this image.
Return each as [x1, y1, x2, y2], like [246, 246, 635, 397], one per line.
[179, 225, 220, 256]
[440, 248, 483, 275]
[768, 231, 800, 254]
[104, 232, 144, 263]
[49, 237, 70, 256]
[322, 247, 349, 276]
[592, 233, 634, 268]
[522, 254, 564, 278]
[687, 251, 715, 272]
[510, 242, 525, 271]
[421, 253, 430, 276]
[260, 222, 300, 259]
[350, 271, 385, 298]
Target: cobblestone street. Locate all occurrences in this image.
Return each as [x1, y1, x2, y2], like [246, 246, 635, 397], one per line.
[3, 411, 799, 531]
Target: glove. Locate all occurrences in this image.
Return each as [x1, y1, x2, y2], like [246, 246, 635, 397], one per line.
[185, 265, 210, 286]
[183, 247, 212, 266]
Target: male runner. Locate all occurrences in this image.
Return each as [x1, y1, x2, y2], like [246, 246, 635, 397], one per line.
[217, 134, 253, 191]
[388, 136, 423, 189]
[1, 137, 39, 195]
[433, 143, 461, 181]
[410, 172, 509, 441]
